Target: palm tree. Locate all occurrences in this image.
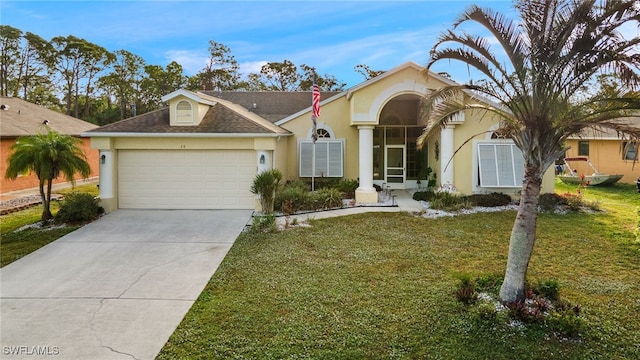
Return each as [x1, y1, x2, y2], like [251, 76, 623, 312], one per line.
[418, 0, 640, 302]
[5, 130, 91, 221]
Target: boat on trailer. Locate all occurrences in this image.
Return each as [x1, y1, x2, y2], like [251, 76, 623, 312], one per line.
[557, 156, 623, 186]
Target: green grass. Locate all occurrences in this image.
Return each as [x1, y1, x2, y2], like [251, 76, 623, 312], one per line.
[0, 184, 99, 267]
[158, 182, 640, 359]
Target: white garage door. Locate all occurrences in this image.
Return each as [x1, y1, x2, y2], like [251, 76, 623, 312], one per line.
[118, 150, 255, 209]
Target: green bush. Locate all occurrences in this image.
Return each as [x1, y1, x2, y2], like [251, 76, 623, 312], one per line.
[455, 274, 477, 305]
[538, 193, 567, 212]
[535, 279, 560, 301]
[430, 192, 472, 211]
[337, 179, 358, 198]
[413, 190, 436, 202]
[309, 188, 342, 210]
[55, 192, 103, 224]
[275, 186, 309, 213]
[250, 213, 277, 233]
[250, 169, 283, 213]
[464, 192, 512, 207]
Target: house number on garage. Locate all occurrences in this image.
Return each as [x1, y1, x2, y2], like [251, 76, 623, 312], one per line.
[180, 145, 186, 149]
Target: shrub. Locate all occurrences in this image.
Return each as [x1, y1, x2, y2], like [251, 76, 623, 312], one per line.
[309, 188, 342, 210]
[275, 186, 309, 213]
[538, 193, 567, 212]
[455, 274, 477, 305]
[430, 192, 472, 211]
[250, 169, 283, 213]
[535, 279, 560, 301]
[337, 179, 358, 198]
[284, 179, 309, 192]
[464, 193, 512, 207]
[560, 192, 584, 211]
[250, 213, 277, 233]
[413, 190, 436, 202]
[55, 192, 103, 224]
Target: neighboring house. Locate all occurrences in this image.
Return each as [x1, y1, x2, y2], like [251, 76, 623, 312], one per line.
[564, 119, 639, 183]
[86, 62, 554, 212]
[0, 97, 99, 194]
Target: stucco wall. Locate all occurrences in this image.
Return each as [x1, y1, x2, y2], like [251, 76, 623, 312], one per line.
[565, 139, 639, 183]
[279, 95, 361, 182]
[1, 137, 99, 194]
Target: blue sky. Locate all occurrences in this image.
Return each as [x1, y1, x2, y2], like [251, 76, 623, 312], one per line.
[3, 1, 519, 87]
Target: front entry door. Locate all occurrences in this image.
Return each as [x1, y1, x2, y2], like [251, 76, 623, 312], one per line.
[385, 145, 405, 189]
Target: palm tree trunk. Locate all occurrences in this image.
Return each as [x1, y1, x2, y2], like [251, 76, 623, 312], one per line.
[41, 178, 53, 221]
[499, 170, 541, 303]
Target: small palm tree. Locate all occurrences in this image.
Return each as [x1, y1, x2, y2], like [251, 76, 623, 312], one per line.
[5, 130, 91, 221]
[419, 0, 640, 302]
[250, 169, 283, 213]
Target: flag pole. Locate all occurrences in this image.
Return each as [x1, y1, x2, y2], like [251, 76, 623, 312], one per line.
[311, 77, 320, 192]
[312, 115, 316, 192]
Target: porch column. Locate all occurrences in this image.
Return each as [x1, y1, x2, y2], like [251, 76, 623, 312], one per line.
[98, 150, 117, 212]
[355, 125, 378, 203]
[440, 125, 455, 187]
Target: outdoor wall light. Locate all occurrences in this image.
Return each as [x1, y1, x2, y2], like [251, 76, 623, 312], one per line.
[259, 154, 265, 164]
[100, 154, 106, 164]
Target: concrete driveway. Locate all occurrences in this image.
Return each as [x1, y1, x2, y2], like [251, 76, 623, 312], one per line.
[0, 209, 252, 360]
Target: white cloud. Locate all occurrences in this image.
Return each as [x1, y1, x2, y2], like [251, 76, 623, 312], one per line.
[239, 61, 268, 77]
[164, 49, 208, 75]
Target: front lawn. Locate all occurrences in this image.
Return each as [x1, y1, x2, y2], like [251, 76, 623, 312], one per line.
[0, 184, 99, 267]
[158, 182, 640, 359]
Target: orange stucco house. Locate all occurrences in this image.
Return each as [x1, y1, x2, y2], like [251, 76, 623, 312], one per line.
[1, 97, 99, 194]
[564, 119, 640, 184]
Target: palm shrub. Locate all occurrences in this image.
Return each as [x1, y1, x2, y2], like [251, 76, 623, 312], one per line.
[4, 130, 91, 221]
[250, 169, 283, 213]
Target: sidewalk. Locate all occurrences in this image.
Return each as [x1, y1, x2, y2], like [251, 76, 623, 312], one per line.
[276, 189, 424, 226]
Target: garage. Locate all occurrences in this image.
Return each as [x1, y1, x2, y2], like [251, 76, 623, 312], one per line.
[118, 149, 256, 209]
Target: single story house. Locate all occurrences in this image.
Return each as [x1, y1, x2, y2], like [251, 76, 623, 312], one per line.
[86, 62, 554, 212]
[563, 119, 639, 183]
[1, 97, 99, 194]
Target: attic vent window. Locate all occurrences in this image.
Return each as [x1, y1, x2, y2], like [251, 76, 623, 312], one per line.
[176, 100, 193, 124]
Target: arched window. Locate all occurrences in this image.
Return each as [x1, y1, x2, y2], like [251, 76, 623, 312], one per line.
[315, 128, 331, 139]
[176, 100, 193, 123]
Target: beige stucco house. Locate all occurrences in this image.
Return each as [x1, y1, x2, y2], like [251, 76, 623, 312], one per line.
[86, 62, 554, 212]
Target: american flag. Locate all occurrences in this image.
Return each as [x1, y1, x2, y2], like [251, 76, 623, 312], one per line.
[312, 79, 320, 143]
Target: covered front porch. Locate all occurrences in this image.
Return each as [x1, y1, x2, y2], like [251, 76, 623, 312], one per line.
[355, 93, 456, 203]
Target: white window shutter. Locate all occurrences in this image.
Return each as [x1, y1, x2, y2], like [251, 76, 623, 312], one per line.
[478, 142, 524, 188]
[298, 140, 344, 178]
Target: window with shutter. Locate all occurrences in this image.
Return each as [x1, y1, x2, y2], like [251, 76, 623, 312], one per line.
[176, 100, 193, 124]
[299, 140, 344, 177]
[477, 142, 524, 188]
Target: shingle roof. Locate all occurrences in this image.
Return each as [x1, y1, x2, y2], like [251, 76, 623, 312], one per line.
[87, 103, 290, 135]
[0, 96, 97, 137]
[202, 91, 342, 123]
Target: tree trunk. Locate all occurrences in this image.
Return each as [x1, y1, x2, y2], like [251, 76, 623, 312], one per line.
[499, 169, 542, 303]
[39, 179, 53, 221]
